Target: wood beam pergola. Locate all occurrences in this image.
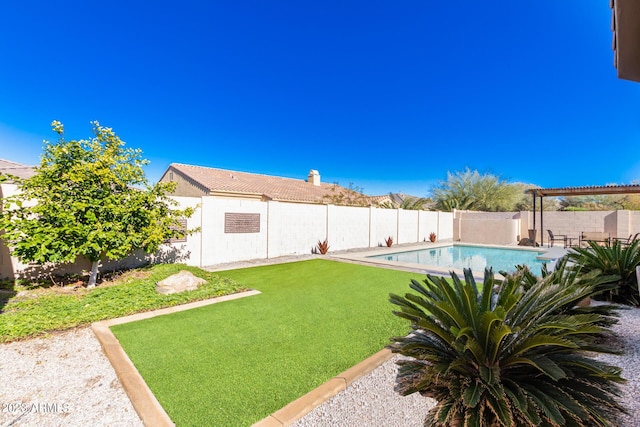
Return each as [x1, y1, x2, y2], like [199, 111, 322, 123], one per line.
[525, 184, 640, 246]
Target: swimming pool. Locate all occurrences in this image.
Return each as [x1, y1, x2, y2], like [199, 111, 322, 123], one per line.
[368, 245, 549, 274]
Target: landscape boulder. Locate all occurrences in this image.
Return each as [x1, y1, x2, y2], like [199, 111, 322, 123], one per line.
[156, 270, 207, 295]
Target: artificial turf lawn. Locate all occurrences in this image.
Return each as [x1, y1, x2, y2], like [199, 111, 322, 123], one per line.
[111, 259, 425, 426]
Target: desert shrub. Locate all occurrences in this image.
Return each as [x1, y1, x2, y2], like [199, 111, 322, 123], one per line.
[388, 267, 626, 426]
[567, 239, 640, 306]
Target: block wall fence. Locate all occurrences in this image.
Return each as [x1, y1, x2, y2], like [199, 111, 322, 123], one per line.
[454, 209, 640, 246]
[2, 187, 640, 277]
[170, 196, 453, 267]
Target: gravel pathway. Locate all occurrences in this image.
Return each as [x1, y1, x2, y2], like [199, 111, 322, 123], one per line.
[0, 328, 142, 427]
[2, 306, 640, 427]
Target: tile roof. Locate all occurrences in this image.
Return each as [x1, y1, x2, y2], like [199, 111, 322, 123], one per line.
[0, 159, 36, 180]
[168, 163, 356, 204]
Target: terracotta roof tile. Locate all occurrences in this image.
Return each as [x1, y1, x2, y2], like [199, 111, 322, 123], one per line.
[169, 163, 357, 204]
[0, 159, 36, 180]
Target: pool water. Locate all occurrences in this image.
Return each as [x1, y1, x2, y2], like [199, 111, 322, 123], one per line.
[369, 245, 548, 274]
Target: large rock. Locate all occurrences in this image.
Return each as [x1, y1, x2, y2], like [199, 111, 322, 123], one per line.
[156, 270, 207, 295]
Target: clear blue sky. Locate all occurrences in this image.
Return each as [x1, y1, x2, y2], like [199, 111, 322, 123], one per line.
[1, 1, 639, 196]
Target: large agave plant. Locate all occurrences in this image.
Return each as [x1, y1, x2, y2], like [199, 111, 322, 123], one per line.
[567, 239, 640, 306]
[388, 266, 627, 427]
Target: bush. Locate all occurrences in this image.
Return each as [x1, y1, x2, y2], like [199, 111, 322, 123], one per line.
[567, 239, 640, 306]
[388, 267, 626, 426]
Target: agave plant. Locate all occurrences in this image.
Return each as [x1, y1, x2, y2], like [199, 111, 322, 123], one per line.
[567, 239, 640, 306]
[315, 239, 330, 255]
[388, 266, 626, 427]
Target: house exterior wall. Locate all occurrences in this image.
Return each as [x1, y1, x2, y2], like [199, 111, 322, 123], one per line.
[159, 168, 208, 197]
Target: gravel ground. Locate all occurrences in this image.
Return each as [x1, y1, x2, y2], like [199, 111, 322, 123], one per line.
[0, 328, 142, 427]
[294, 304, 640, 427]
[2, 306, 640, 427]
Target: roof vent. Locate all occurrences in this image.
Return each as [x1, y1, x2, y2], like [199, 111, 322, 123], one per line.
[307, 170, 320, 186]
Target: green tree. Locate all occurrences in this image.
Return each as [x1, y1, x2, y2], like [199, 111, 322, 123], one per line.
[0, 121, 195, 288]
[432, 168, 525, 212]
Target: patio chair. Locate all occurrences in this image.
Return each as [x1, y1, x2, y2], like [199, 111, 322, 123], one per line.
[612, 232, 640, 246]
[547, 229, 568, 248]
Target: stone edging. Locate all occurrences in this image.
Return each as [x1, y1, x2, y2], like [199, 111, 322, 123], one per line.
[91, 289, 262, 427]
[252, 348, 394, 427]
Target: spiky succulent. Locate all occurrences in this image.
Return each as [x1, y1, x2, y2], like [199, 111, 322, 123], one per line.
[388, 265, 627, 426]
[567, 239, 640, 306]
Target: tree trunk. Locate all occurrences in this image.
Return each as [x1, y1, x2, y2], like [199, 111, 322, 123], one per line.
[88, 260, 100, 288]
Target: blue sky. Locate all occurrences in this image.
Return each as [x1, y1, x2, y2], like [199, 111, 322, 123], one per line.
[1, 1, 639, 196]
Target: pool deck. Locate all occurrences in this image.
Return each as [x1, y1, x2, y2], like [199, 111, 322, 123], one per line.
[329, 241, 568, 279]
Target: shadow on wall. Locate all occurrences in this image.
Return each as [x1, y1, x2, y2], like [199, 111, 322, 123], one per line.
[0, 244, 191, 298]
[151, 244, 191, 265]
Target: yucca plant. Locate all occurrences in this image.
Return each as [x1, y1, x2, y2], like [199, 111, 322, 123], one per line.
[567, 239, 640, 306]
[389, 266, 627, 427]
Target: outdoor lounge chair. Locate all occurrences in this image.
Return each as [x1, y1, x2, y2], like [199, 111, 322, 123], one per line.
[547, 230, 568, 248]
[579, 231, 611, 247]
[613, 232, 640, 246]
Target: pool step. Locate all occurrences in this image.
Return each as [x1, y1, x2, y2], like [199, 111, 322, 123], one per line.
[537, 247, 568, 261]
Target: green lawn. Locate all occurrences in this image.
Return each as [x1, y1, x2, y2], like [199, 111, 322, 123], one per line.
[0, 264, 246, 342]
[111, 259, 423, 426]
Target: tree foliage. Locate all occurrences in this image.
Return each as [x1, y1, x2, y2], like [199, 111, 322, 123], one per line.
[0, 121, 195, 287]
[561, 194, 640, 211]
[431, 168, 524, 212]
[323, 182, 372, 207]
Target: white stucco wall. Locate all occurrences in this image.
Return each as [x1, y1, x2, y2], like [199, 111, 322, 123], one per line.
[199, 197, 268, 265]
[435, 211, 454, 242]
[370, 208, 398, 247]
[327, 205, 370, 251]
[267, 201, 327, 257]
[397, 210, 419, 244]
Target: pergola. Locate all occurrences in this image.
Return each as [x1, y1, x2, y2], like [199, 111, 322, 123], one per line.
[525, 184, 640, 246]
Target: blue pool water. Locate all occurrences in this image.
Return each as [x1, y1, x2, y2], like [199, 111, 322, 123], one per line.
[369, 245, 548, 274]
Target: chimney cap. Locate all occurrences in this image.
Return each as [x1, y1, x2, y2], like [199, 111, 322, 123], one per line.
[307, 169, 321, 186]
